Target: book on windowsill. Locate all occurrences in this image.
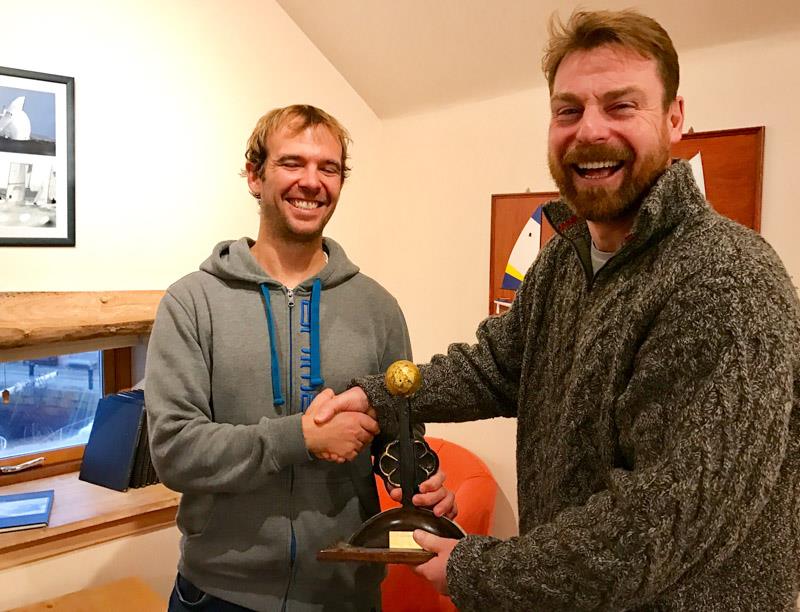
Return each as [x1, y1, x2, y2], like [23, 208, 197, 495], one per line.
[79, 389, 160, 492]
[0, 489, 55, 533]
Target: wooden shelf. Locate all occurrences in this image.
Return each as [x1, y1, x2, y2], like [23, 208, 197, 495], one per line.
[0, 472, 179, 570]
[0, 291, 164, 352]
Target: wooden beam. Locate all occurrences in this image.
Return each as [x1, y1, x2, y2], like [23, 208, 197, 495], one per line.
[0, 291, 164, 351]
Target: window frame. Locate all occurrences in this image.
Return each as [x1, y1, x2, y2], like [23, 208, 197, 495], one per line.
[0, 346, 133, 484]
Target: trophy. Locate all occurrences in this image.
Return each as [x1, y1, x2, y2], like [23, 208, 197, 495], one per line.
[318, 360, 465, 564]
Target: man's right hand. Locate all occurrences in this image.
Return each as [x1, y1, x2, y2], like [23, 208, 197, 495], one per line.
[302, 388, 379, 463]
[312, 386, 372, 425]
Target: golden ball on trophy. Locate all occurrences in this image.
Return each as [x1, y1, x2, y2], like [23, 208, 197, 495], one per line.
[384, 360, 422, 398]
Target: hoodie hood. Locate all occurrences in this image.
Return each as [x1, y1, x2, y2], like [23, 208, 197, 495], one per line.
[199, 236, 360, 289]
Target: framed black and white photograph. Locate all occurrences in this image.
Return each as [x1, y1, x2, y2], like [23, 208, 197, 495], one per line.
[0, 66, 74, 246]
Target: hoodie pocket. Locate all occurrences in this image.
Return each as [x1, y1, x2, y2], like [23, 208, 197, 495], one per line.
[184, 489, 292, 574]
[176, 492, 215, 538]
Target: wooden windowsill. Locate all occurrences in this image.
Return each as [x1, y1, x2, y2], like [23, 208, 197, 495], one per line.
[0, 472, 179, 570]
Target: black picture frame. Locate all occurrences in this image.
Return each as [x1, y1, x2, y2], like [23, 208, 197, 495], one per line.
[0, 66, 75, 246]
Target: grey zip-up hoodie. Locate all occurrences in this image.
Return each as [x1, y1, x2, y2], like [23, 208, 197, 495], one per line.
[145, 237, 411, 611]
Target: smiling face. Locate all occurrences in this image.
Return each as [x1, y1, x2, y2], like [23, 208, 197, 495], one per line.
[547, 44, 684, 222]
[247, 121, 343, 244]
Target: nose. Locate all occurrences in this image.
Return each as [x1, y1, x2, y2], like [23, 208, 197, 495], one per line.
[298, 165, 322, 192]
[574, 105, 609, 145]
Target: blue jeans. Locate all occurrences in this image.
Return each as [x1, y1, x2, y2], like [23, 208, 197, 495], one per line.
[168, 574, 255, 612]
[168, 573, 379, 612]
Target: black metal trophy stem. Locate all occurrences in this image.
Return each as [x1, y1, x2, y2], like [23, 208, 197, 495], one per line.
[399, 398, 415, 507]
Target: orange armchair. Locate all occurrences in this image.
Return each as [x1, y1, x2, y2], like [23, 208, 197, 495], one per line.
[377, 436, 498, 612]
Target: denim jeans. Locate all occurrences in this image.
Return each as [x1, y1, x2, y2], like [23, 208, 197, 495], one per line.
[168, 574, 255, 612]
[168, 573, 379, 612]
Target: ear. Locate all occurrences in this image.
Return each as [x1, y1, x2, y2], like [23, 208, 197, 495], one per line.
[667, 96, 685, 145]
[245, 161, 262, 197]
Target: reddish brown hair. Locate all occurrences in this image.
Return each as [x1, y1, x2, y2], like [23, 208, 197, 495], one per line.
[542, 9, 679, 108]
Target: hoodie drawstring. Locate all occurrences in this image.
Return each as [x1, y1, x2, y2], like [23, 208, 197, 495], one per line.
[260, 283, 285, 407]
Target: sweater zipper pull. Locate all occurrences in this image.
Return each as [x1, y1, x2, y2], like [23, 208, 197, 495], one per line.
[286, 288, 295, 308]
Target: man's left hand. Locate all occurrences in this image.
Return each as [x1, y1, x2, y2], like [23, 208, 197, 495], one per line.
[387, 469, 458, 519]
[412, 530, 458, 595]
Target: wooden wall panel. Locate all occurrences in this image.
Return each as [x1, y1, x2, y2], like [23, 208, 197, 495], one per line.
[489, 192, 556, 314]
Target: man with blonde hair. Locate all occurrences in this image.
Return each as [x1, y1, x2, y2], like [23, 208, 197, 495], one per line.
[146, 104, 454, 611]
[315, 10, 800, 610]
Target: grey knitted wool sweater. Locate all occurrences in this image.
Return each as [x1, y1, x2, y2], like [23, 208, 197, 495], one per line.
[357, 161, 800, 611]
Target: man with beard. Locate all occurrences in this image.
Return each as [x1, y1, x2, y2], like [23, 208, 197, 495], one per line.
[312, 10, 800, 611]
[145, 105, 454, 612]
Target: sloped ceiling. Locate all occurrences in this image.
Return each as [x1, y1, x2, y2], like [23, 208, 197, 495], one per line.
[277, 0, 800, 118]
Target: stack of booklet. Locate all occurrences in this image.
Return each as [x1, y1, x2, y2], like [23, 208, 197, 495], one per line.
[79, 389, 159, 492]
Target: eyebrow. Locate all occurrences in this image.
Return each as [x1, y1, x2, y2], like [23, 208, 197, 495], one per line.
[601, 87, 645, 102]
[550, 92, 582, 107]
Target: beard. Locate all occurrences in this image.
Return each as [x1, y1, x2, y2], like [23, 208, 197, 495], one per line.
[548, 140, 670, 222]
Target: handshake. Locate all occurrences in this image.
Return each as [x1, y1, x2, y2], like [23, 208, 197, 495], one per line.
[301, 386, 376, 463]
[301, 385, 457, 518]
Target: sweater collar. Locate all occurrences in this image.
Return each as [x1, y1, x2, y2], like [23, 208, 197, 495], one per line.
[543, 160, 710, 275]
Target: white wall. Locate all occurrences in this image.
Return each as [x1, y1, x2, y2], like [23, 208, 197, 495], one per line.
[0, 0, 382, 606]
[372, 27, 800, 539]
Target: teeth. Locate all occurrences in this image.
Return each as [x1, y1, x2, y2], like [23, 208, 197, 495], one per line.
[576, 161, 620, 170]
[288, 199, 322, 210]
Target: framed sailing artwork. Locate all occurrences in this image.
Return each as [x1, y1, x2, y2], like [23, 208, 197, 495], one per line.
[0, 66, 75, 246]
[489, 126, 764, 314]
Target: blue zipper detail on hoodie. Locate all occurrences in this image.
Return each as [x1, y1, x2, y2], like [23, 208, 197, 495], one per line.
[300, 278, 325, 411]
[309, 278, 324, 387]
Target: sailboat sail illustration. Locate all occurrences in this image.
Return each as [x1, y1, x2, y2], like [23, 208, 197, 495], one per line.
[501, 206, 543, 290]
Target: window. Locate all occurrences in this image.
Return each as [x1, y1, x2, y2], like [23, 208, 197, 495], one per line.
[0, 347, 132, 481]
[1, 350, 103, 459]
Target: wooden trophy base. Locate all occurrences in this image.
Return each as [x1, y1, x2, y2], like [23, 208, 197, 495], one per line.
[317, 506, 464, 565]
[317, 545, 434, 565]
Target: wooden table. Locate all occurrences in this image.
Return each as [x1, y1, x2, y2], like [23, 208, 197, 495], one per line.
[8, 576, 166, 611]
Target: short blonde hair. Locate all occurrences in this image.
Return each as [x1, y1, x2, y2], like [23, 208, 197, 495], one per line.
[244, 105, 351, 185]
[542, 9, 679, 109]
